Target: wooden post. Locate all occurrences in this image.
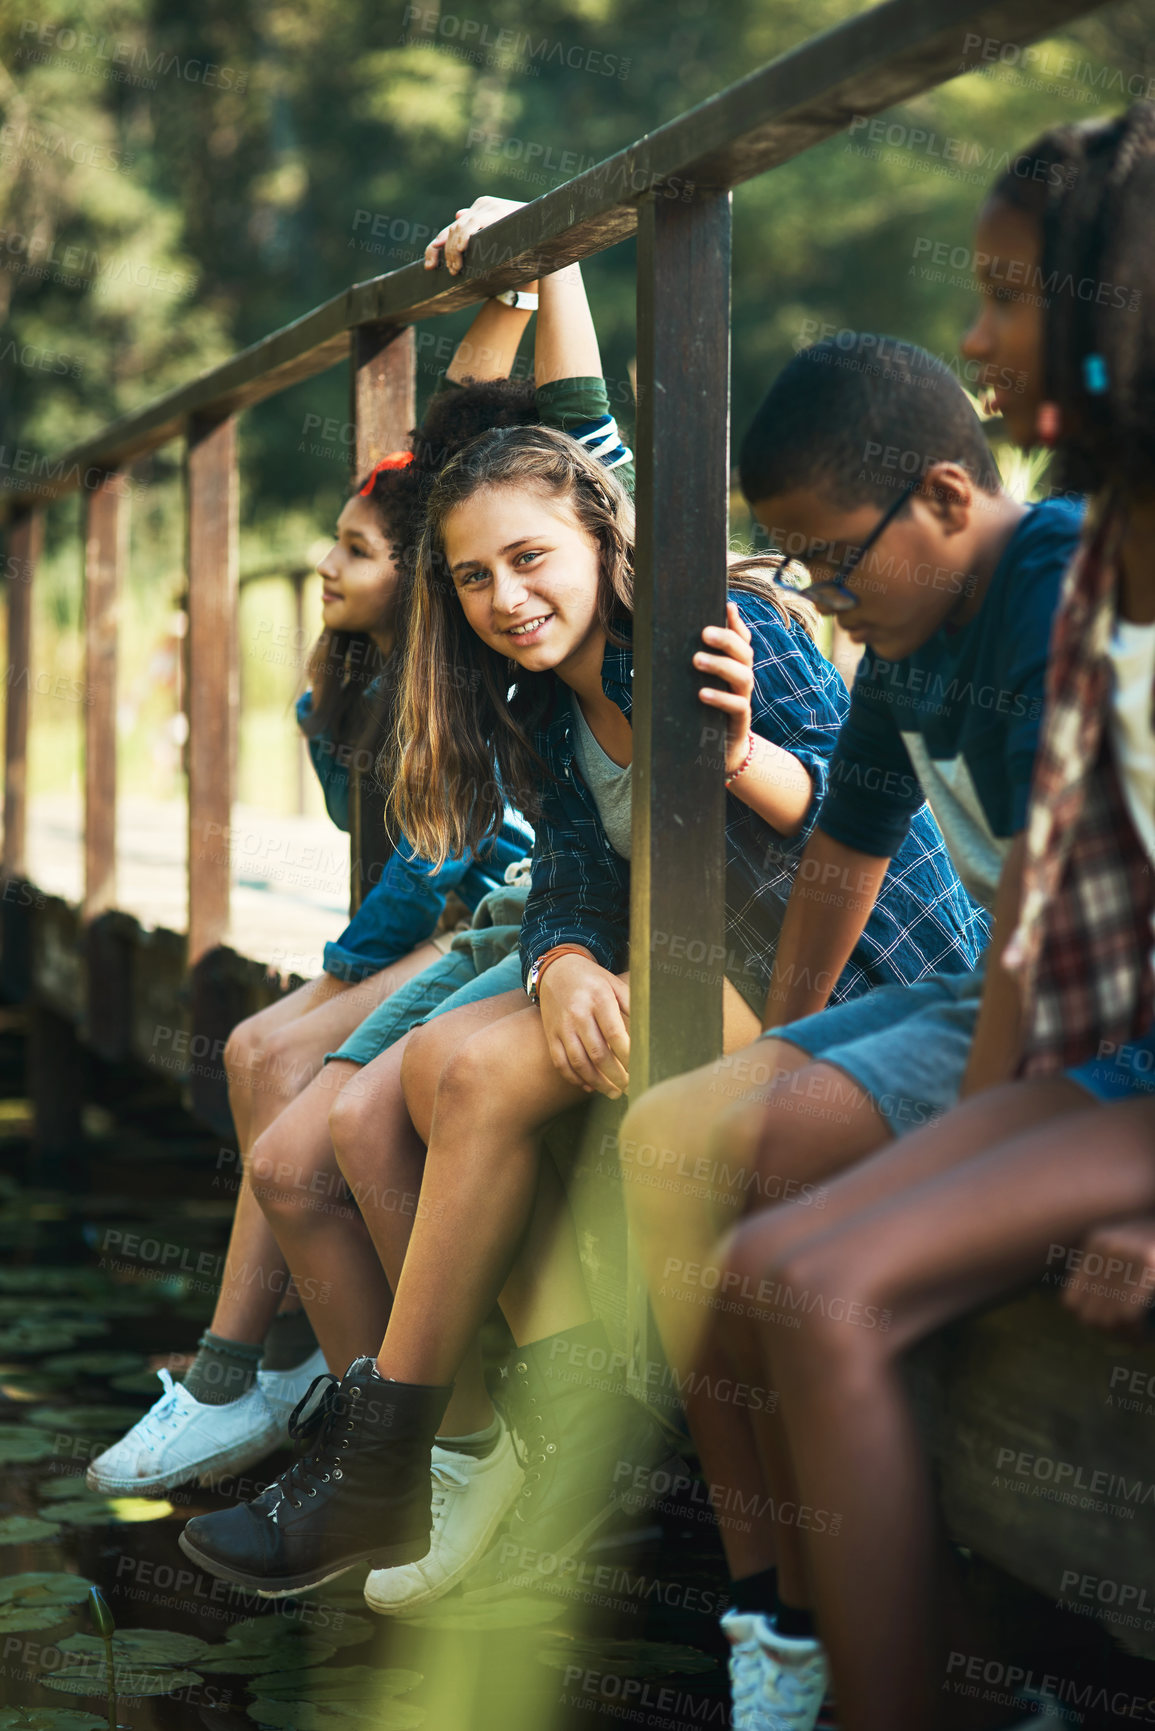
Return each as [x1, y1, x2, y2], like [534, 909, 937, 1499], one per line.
[3, 510, 41, 877]
[347, 322, 414, 910]
[83, 474, 125, 921]
[632, 190, 732, 1088]
[627, 189, 732, 1392]
[184, 413, 239, 1127]
[186, 413, 239, 965]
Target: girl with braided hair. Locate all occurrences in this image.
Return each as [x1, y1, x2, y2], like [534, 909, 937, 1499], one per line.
[695, 107, 1155, 1731]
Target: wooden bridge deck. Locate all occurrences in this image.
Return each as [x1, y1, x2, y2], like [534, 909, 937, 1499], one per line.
[24, 794, 348, 978]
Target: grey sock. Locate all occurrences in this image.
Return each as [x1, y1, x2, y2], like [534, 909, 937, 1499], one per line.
[436, 1414, 501, 1460]
[182, 1331, 263, 1407]
[259, 1307, 318, 1373]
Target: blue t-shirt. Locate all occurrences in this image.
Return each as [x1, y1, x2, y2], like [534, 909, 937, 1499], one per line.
[818, 497, 1084, 910]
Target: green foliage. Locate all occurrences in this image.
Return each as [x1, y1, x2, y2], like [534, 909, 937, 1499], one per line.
[2, 0, 1150, 807]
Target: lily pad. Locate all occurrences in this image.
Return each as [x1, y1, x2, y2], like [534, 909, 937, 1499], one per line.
[0, 1573, 95, 1632]
[0, 1514, 61, 1544]
[202, 1610, 374, 1665]
[0, 1709, 107, 1729]
[536, 1635, 717, 1678]
[0, 1374, 70, 1399]
[197, 1616, 339, 1676]
[0, 1301, 92, 1321]
[313, 1611, 374, 1651]
[247, 1705, 378, 1729]
[42, 1352, 145, 1378]
[30, 1407, 143, 1436]
[247, 1695, 422, 1730]
[36, 1477, 93, 1503]
[109, 1368, 167, 1396]
[59, 1629, 210, 1667]
[0, 1270, 100, 1292]
[0, 1430, 61, 1465]
[0, 1607, 79, 1634]
[248, 1665, 422, 1702]
[0, 1329, 86, 1358]
[0, 1574, 95, 1608]
[42, 1665, 203, 1699]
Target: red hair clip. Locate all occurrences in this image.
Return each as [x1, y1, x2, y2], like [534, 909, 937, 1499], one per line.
[358, 450, 414, 494]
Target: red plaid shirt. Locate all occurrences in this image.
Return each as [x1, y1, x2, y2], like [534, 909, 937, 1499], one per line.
[1005, 493, 1155, 1076]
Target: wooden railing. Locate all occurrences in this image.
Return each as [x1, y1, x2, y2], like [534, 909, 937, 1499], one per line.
[0, 0, 1101, 1100]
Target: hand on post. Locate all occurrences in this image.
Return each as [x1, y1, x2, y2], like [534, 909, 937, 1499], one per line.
[693, 600, 755, 778]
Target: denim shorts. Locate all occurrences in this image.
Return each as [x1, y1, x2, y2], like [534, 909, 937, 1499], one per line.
[763, 959, 986, 1138]
[326, 947, 524, 1068]
[1067, 1024, 1155, 1101]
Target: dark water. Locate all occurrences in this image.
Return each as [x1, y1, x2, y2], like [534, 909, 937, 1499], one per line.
[0, 1019, 1145, 1731]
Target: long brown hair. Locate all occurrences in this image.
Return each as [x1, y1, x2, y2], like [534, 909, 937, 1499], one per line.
[389, 424, 819, 867]
[300, 374, 540, 763]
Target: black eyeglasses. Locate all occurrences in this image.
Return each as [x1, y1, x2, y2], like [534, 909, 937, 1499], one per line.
[794, 480, 919, 614]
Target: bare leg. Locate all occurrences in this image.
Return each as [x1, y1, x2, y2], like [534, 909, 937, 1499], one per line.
[375, 983, 759, 1386]
[375, 992, 595, 1385]
[719, 1079, 1140, 1731]
[210, 946, 437, 1344]
[335, 993, 593, 1429]
[248, 1060, 394, 1372]
[618, 1038, 887, 1576]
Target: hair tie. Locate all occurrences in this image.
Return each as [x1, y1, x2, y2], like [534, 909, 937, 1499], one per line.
[358, 450, 414, 494]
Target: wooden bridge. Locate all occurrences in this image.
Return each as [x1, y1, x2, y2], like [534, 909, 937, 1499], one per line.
[4, 0, 1153, 1663]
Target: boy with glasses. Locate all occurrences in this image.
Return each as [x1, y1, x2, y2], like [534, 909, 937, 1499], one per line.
[617, 336, 1084, 1730]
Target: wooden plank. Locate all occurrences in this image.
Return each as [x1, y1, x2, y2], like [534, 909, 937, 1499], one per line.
[911, 1287, 1155, 1660]
[627, 189, 732, 1395]
[347, 324, 412, 912]
[186, 414, 238, 966]
[83, 473, 124, 921]
[0, 0, 1103, 521]
[3, 511, 41, 875]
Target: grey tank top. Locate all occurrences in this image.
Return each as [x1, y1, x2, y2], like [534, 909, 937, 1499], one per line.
[570, 692, 633, 860]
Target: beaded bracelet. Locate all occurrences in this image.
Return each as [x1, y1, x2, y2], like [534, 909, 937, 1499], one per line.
[724, 731, 756, 789]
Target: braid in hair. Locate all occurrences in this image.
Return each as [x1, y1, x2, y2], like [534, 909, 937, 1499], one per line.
[993, 106, 1155, 496]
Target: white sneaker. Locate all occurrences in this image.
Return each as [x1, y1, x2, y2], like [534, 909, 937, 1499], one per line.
[86, 1368, 284, 1495]
[363, 1418, 525, 1615]
[257, 1347, 329, 1427]
[721, 1608, 829, 1731]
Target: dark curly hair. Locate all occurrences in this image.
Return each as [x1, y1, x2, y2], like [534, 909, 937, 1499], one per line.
[989, 103, 1155, 496]
[300, 373, 539, 762]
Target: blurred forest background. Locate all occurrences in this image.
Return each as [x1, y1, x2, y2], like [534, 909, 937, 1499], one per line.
[1, 0, 1152, 815]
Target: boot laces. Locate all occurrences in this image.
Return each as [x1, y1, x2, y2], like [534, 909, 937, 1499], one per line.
[260, 1372, 356, 1514]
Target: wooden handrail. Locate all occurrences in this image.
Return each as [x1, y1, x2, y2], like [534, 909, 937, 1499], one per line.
[0, 0, 1100, 521]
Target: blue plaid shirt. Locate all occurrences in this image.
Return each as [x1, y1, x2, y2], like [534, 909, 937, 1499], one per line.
[518, 592, 990, 1011]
